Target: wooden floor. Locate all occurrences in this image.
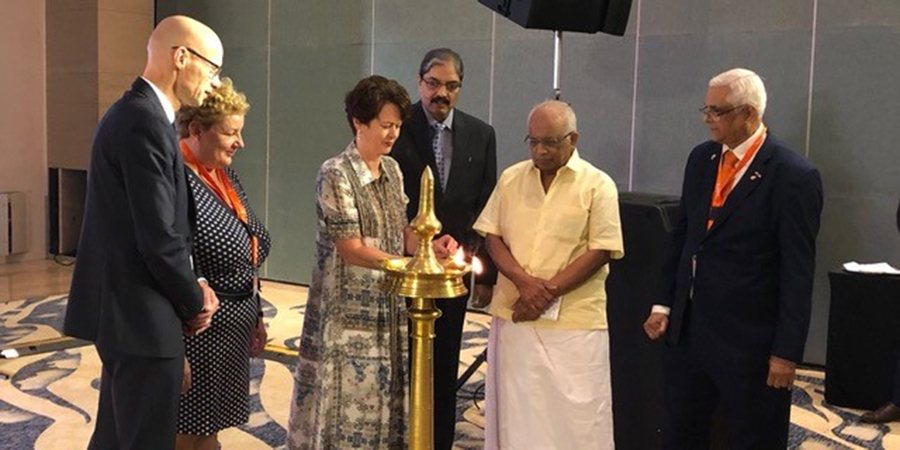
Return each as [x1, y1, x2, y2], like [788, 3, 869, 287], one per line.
[0, 257, 75, 303]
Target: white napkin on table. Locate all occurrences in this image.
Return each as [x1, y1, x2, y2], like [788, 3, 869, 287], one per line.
[842, 261, 900, 275]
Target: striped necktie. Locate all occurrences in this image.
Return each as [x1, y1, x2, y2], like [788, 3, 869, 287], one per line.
[432, 122, 447, 188]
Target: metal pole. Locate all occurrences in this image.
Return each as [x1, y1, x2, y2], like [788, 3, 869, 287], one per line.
[408, 297, 441, 450]
[553, 30, 563, 100]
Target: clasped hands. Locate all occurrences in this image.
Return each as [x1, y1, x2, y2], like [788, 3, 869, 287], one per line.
[511, 274, 559, 322]
[181, 280, 221, 394]
[184, 280, 220, 336]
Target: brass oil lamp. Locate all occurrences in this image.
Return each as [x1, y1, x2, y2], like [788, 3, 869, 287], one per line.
[380, 167, 470, 450]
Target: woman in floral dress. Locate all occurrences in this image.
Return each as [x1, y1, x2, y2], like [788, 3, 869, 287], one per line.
[287, 75, 456, 449]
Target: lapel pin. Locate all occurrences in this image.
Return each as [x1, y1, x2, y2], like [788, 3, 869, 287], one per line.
[750, 171, 762, 181]
[710, 153, 717, 161]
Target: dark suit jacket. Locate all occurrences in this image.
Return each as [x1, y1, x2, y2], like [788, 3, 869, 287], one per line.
[390, 102, 498, 283]
[660, 134, 823, 365]
[65, 78, 204, 358]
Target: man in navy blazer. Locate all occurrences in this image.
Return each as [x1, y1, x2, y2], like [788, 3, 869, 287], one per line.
[643, 68, 823, 449]
[390, 48, 497, 450]
[64, 16, 223, 450]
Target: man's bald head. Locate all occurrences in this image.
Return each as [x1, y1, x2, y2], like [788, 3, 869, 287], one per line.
[527, 100, 577, 135]
[147, 15, 223, 69]
[143, 15, 223, 109]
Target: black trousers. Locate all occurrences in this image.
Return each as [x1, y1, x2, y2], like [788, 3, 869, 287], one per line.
[432, 295, 468, 450]
[88, 345, 183, 450]
[661, 334, 791, 450]
[893, 352, 900, 406]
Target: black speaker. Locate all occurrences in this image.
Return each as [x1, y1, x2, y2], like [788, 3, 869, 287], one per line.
[478, 0, 633, 36]
[48, 167, 86, 256]
[607, 192, 680, 450]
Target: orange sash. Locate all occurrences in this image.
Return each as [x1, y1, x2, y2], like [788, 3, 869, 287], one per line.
[180, 141, 260, 270]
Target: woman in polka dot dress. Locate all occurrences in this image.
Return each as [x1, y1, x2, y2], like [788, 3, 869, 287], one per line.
[174, 78, 271, 450]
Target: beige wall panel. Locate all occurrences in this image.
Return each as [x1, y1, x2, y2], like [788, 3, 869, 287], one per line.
[46, 8, 97, 74]
[46, 0, 95, 13]
[98, 9, 151, 75]
[47, 101, 97, 170]
[99, 0, 152, 15]
[98, 71, 139, 117]
[1, 0, 47, 262]
[47, 72, 98, 114]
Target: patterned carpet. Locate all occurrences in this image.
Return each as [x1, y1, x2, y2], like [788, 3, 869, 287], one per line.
[1, 290, 898, 449]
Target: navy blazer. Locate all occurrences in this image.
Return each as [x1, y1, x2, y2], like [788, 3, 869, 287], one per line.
[390, 102, 498, 283]
[660, 134, 823, 365]
[65, 78, 204, 358]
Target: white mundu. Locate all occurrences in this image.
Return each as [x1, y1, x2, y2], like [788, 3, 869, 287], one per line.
[484, 318, 614, 450]
[474, 149, 623, 450]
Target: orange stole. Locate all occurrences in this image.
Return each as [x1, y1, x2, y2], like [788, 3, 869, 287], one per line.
[180, 140, 259, 269]
[707, 128, 767, 230]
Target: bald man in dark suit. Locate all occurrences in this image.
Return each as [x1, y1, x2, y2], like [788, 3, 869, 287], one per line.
[64, 16, 223, 450]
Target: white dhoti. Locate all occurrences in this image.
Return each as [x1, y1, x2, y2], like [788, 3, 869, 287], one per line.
[484, 317, 614, 450]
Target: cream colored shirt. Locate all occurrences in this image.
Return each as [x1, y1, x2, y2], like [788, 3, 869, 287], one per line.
[473, 150, 624, 330]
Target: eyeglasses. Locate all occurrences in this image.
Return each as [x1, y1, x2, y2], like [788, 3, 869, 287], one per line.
[420, 76, 462, 93]
[524, 132, 573, 150]
[173, 46, 221, 80]
[699, 105, 743, 121]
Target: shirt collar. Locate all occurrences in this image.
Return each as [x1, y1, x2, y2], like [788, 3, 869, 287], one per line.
[345, 141, 391, 187]
[529, 148, 585, 175]
[724, 123, 765, 159]
[141, 76, 176, 124]
[564, 149, 584, 173]
[423, 106, 454, 131]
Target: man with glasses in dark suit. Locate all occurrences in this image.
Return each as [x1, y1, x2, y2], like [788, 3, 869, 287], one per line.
[644, 68, 823, 449]
[64, 15, 223, 450]
[390, 47, 498, 450]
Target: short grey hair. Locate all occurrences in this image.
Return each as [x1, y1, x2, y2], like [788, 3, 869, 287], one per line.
[418, 48, 464, 81]
[709, 68, 767, 117]
[528, 100, 577, 134]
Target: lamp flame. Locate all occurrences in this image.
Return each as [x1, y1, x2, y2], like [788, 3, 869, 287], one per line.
[472, 256, 483, 275]
[452, 248, 466, 267]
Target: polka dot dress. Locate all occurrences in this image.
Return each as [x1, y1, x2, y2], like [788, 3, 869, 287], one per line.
[178, 167, 271, 436]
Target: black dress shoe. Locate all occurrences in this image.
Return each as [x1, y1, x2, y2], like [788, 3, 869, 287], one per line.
[860, 402, 900, 423]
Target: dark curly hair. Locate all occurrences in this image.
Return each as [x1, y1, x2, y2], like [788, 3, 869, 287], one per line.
[344, 75, 411, 135]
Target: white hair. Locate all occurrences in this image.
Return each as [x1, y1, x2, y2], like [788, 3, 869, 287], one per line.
[528, 100, 577, 133]
[709, 68, 767, 117]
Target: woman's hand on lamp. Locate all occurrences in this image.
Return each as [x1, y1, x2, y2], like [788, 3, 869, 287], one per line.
[432, 234, 459, 259]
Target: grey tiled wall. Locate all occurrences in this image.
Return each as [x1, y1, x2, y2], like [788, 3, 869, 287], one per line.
[157, 0, 900, 364]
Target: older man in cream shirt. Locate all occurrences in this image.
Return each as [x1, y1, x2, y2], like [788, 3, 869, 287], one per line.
[474, 100, 624, 449]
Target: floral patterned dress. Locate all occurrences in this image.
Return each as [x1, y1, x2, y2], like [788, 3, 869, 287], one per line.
[287, 142, 409, 449]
